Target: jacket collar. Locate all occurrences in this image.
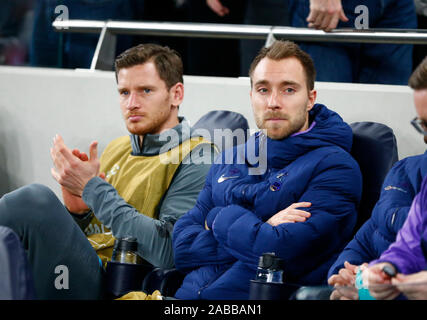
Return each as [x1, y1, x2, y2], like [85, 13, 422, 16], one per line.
[245, 104, 353, 169]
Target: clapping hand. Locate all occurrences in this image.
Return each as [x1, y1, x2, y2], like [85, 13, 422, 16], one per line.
[51, 134, 102, 204]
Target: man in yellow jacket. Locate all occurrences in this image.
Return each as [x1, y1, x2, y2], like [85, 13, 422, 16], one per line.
[0, 44, 214, 299]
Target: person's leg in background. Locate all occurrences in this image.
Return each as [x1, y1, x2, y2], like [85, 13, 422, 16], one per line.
[300, 42, 359, 83]
[29, 0, 62, 67]
[30, 0, 137, 69]
[358, 0, 417, 85]
[132, 0, 189, 74]
[288, 0, 358, 83]
[186, 0, 246, 77]
[62, 0, 135, 69]
[0, 184, 104, 299]
[240, 0, 290, 76]
[413, 12, 427, 71]
[413, 1, 427, 71]
[287, 0, 416, 84]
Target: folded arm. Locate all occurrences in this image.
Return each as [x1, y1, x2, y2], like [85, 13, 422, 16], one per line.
[211, 152, 362, 278]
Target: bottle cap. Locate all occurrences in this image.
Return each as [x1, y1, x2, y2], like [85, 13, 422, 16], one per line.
[258, 252, 284, 271]
[114, 237, 138, 252]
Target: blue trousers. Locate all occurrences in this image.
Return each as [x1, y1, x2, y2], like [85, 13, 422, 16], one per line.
[288, 0, 417, 85]
[240, 0, 290, 76]
[30, 0, 138, 69]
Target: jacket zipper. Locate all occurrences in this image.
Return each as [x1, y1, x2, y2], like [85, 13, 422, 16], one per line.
[197, 283, 210, 299]
[391, 209, 397, 226]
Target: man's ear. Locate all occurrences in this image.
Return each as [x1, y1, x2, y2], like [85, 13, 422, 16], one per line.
[307, 89, 317, 111]
[171, 82, 184, 107]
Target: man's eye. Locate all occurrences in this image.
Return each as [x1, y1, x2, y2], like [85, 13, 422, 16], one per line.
[284, 88, 295, 93]
[143, 88, 151, 94]
[120, 90, 129, 96]
[258, 88, 268, 93]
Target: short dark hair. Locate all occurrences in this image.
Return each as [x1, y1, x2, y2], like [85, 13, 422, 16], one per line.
[249, 40, 316, 91]
[114, 43, 183, 89]
[409, 56, 427, 90]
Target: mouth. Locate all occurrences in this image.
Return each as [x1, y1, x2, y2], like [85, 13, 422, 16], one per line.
[265, 118, 287, 122]
[128, 115, 143, 122]
[264, 112, 288, 122]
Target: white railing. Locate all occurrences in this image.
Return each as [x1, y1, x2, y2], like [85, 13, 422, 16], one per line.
[52, 20, 427, 70]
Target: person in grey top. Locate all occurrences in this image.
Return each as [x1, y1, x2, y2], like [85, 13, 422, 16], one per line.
[0, 43, 214, 299]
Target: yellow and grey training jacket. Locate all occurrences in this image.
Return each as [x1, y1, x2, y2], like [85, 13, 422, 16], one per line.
[73, 118, 216, 268]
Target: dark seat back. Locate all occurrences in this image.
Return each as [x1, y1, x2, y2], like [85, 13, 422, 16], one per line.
[192, 110, 250, 152]
[0, 226, 35, 299]
[350, 122, 399, 233]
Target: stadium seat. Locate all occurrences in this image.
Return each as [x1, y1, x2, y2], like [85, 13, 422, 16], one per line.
[0, 226, 35, 299]
[349, 122, 398, 233]
[191, 110, 250, 152]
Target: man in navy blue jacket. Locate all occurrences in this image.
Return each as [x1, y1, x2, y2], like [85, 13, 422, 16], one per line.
[172, 40, 363, 300]
[328, 57, 427, 300]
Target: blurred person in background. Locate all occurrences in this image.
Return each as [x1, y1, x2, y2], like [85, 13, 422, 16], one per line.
[289, 0, 417, 85]
[206, 0, 291, 76]
[131, 0, 190, 74]
[413, 0, 427, 71]
[187, 0, 246, 77]
[30, 0, 142, 69]
[0, 0, 35, 66]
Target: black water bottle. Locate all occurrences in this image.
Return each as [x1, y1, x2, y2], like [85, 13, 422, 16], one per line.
[249, 252, 297, 300]
[111, 237, 142, 265]
[255, 252, 284, 283]
[105, 237, 153, 299]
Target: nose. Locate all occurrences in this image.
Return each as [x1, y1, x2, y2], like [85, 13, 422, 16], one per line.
[267, 90, 280, 110]
[126, 92, 140, 111]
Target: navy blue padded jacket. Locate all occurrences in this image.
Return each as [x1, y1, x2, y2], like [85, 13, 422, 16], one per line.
[173, 104, 362, 300]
